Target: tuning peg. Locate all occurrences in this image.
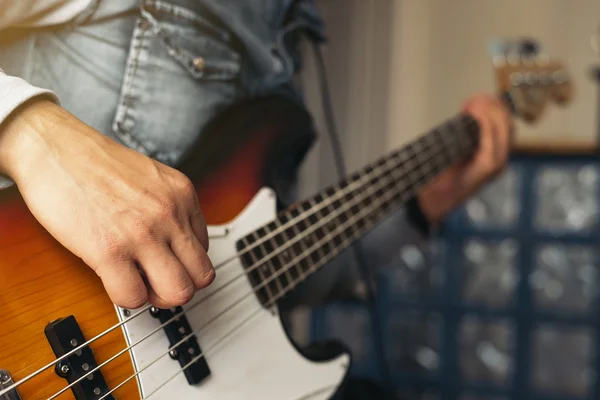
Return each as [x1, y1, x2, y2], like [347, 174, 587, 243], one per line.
[489, 39, 510, 57]
[519, 38, 540, 56]
[489, 39, 514, 66]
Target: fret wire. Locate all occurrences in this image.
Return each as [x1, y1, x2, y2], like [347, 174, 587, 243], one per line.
[322, 200, 339, 253]
[430, 123, 454, 174]
[444, 117, 465, 161]
[259, 127, 475, 305]
[245, 118, 479, 279]
[403, 143, 418, 190]
[400, 131, 439, 196]
[415, 135, 431, 185]
[297, 201, 319, 263]
[399, 143, 421, 197]
[242, 236, 274, 304]
[427, 127, 450, 176]
[435, 125, 454, 165]
[330, 192, 345, 250]
[307, 198, 327, 262]
[281, 211, 306, 280]
[370, 159, 395, 219]
[243, 119, 480, 296]
[274, 141, 457, 303]
[282, 123, 474, 286]
[419, 119, 465, 185]
[272, 217, 297, 289]
[291, 149, 411, 274]
[265, 149, 446, 306]
[251, 231, 283, 296]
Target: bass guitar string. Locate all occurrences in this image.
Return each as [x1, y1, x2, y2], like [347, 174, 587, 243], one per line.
[52, 129, 474, 400]
[0, 118, 474, 397]
[109, 141, 466, 399]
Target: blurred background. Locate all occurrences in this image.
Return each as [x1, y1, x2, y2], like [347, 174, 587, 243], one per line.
[288, 1, 600, 399]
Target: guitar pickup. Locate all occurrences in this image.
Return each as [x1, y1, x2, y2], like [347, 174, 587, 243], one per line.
[150, 306, 211, 385]
[44, 316, 115, 400]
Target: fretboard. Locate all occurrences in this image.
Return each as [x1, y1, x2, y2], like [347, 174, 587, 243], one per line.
[236, 113, 480, 308]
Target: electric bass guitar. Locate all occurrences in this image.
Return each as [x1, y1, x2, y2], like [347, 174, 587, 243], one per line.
[0, 40, 572, 400]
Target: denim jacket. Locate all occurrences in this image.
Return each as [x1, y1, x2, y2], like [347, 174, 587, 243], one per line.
[0, 0, 429, 306]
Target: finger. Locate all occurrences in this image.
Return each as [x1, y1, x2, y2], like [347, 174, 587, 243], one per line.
[137, 244, 196, 307]
[462, 101, 495, 183]
[488, 99, 512, 163]
[170, 227, 215, 289]
[189, 207, 209, 251]
[146, 286, 177, 309]
[96, 260, 148, 309]
[135, 268, 175, 309]
[174, 173, 210, 251]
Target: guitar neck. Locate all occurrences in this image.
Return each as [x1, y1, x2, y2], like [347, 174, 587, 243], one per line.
[237, 113, 480, 308]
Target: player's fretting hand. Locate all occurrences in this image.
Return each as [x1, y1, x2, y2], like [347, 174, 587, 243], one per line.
[418, 93, 513, 223]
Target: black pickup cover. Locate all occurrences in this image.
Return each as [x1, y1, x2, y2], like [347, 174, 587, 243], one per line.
[150, 306, 211, 385]
[44, 316, 115, 400]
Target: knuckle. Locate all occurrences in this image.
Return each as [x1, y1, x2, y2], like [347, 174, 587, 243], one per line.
[151, 196, 180, 221]
[132, 222, 158, 245]
[125, 214, 159, 244]
[96, 233, 129, 262]
[176, 174, 198, 201]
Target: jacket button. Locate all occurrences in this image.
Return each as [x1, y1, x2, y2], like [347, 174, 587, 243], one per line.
[193, 57, 205, 70]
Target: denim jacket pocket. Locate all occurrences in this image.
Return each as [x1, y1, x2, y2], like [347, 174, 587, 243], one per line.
[112, 1, 242, 166]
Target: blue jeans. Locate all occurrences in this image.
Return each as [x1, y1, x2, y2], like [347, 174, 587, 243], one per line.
[0, 0, 427, 307]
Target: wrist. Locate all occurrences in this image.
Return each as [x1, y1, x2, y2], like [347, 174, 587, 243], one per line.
[0, 97, 79, 183]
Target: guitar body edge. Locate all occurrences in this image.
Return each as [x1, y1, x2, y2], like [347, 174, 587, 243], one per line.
[121, 187, 350, 400]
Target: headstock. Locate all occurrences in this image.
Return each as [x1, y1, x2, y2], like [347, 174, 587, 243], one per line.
[490, 38, 572, 124]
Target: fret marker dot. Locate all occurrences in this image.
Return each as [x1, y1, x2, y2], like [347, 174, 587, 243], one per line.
[70, 339, 78, 347]
[82, 363, 89, 371]
[94, 388, 101, 395]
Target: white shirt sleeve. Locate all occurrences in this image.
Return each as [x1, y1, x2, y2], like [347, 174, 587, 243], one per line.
[0, 0, 91, 31]
[0, 69, 59, 189]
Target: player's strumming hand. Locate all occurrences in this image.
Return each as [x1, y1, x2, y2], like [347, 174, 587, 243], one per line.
[418, 93, 513, 224]
[0, 98, 215, 309]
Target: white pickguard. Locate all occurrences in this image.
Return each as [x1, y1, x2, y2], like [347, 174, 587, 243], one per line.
[117, 188, 350, 400]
